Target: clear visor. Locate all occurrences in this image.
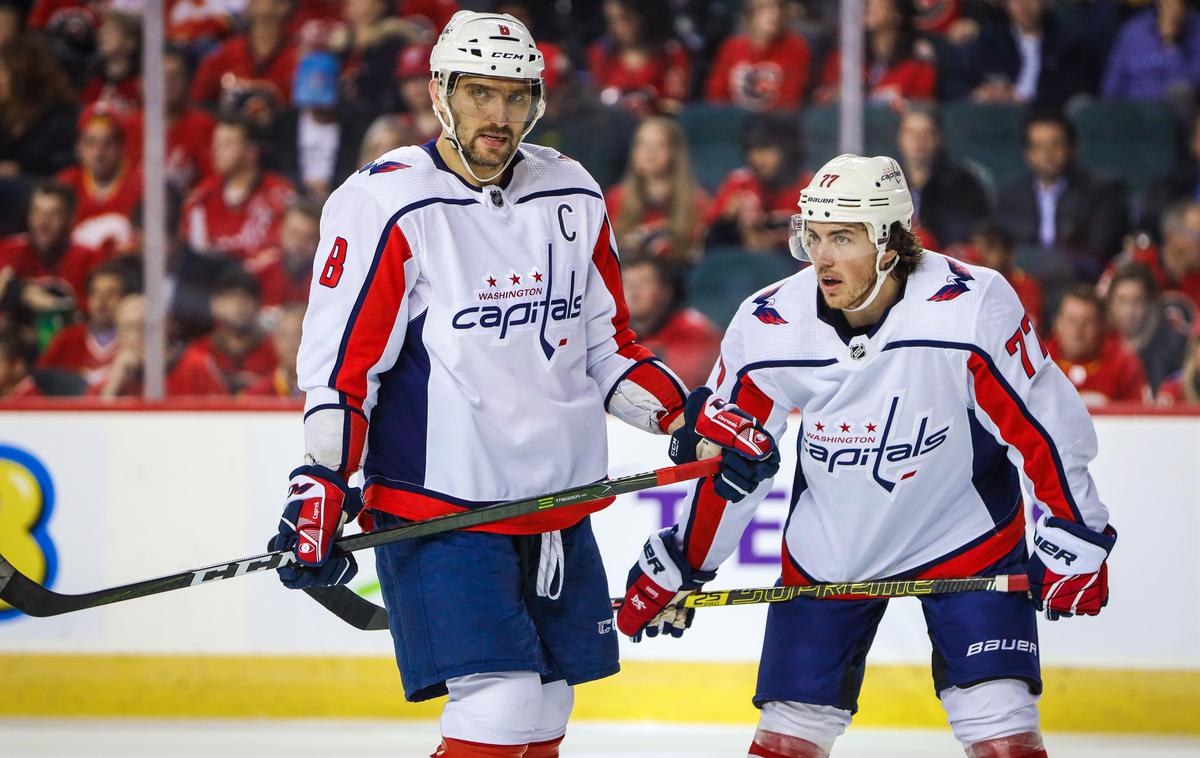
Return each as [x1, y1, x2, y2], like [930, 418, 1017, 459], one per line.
[788, 214, 879, 262]
[447, 76, 544, 130]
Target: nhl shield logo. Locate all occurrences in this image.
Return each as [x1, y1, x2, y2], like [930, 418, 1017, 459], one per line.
[849, 340, 867, 361]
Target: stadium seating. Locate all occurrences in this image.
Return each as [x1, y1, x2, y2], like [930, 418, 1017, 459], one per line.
[689, 247, 801, 327]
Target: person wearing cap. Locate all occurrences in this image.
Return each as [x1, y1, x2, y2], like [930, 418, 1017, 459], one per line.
[264, 11, 774, 758]
[55, 104, 143, 255]
[395, 43, 445, 143]
[616, 154, 1118, 758]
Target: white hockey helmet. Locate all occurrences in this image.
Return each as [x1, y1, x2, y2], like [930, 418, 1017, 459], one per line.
[428, 10, 546, 182]
[789, 154, 916, 312]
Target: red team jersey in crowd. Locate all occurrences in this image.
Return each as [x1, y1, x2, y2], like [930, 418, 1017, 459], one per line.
[587, 40, 691, 103]
[0, 234, 107, 299]
[38, 323, 119, 384]
[167, 0, 236, 44]
[80, 74, 142, 110]
[819, 50, 937, 104]
[175, 334, 278, 395]
[87, 360, 228, 397]
[708, 168, 810, 225]
[190, 36, 299, 106]
[181, 172, 295, 260]
[244, 247, 312, 307]
[242, 368, 300, 398]
[27, 0, 99, 29]
[119, 108, 217, 193]
[1047, 332, 1149, 406]
[639, 307, 723, 390]
[56, 163, 143, 255]
[1101, 246, 1200, 312]
[705, 33, 811, 110]
[397, 0, 459, 30]
[1008, 268, 1045, 326]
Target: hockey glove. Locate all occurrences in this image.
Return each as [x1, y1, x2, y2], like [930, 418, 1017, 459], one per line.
[669, 387, 780, 502]
[1027, 515, 1117, 620]
[269, 464, 364, 590]
[617, 527, 716, 641]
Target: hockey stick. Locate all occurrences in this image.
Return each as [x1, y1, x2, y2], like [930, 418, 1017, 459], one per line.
[0, 458, 720, 620]
[610, 574, 1031, 611]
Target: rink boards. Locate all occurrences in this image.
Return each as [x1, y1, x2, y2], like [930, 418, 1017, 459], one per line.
[0, 408, 1196, 732]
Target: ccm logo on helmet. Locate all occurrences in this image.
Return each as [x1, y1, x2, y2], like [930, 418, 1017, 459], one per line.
[491, 52, 523, 59]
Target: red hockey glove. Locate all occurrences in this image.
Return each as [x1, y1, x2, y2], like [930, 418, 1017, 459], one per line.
[617, 528, 716, 641]
[669, 388, 780, 502]
[1027, 515, 1117, 620]
[269, 465, 364, 589]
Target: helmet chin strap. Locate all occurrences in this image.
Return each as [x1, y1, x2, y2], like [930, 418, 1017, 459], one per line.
[843, 247, 898, 313]
[433, 84, 530, 185]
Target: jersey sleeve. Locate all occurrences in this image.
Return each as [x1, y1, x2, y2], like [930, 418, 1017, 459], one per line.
[968, 275, 1110, 531]
[296, 183, 418, 477]
[673, 314, 793, 572]
[584, 213, 687, 434]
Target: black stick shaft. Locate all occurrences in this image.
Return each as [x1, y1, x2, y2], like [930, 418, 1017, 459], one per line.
[0, 459, 719, 618]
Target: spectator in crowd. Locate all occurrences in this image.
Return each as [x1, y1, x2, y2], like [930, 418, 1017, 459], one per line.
[0, 37, 78, 177]
[996, 110, 1129, 281]
[191, 0, 298, 108]
[495, 1, 569, 93]
[181, 114, 296, 261]
[606, 116, 710, 264]
[243, 302, 304, 397]
[1047, 284, 1150, 407]
[245, 198, 319, 310]
[0, 180, 107, 303]
[38, 256, 137, 386]
[394, 44, 441, 144]
[1102, 0, 1200, 102]
[0, 1, 23, 50]
[704, 0, 812, 112]
[273, 50, 366, 198]
[816, 0, 937, 107]
[90, 292, 226, 398]
[1107, 200, 1200, 311]
[173, 266, 276, 395]
[966, 0, 1095, 107]
[334, 0, 417, 119]
[707, 113, 808, 253]
[1105, 261, 1190, 392]
[963, 218, 1044, 325]
[80, 9, 140, 109]
[0, 327, 37, 398]
[57, 104, 143, 254]
[1157, 322, 1200, 406]
[358, 113, 416, 166]
[587, 0, 691, 115]
[622, 255, 721, 389]
[896, 104, 991, 247]
[398, 0, 458, 31]
[1144, 112, 1200, 237]
[162, 46, 217, 196]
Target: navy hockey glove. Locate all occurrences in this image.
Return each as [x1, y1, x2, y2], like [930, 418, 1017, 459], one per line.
[1027, 516, 1117, 620]
[268, 465, 364, 590]
[669, 387, 780, 502]
[617, 527, 716, 641]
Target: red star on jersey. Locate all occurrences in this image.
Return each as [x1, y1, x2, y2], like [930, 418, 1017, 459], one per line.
[510, 273, 521, 285]
[487, 276, 497, 287]
[814, 422, 825, 431]
[840, 422, 851, 432]
[532, 271, 543, 282]
[866, 423, 877, 433]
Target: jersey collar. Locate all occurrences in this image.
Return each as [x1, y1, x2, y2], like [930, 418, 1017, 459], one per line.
[421, 138, 524, 193]
[816, 275, 908, 345]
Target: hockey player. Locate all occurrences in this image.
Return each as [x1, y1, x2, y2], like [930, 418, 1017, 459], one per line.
[267, 11, 775, 758]
[616, 154, 1118, 758]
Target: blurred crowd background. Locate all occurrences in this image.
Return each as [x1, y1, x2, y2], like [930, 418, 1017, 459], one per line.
[0, 0, 1198, 408]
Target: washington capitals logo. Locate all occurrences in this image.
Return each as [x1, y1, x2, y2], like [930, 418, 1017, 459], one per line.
[357, 160, 411, 176]
[752, 288, 788, 325]
[928, 259, 974, 302]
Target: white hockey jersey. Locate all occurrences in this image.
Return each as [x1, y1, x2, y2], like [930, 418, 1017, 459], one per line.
[297, 141, 686, 532]
[675, 252, 1110, 582]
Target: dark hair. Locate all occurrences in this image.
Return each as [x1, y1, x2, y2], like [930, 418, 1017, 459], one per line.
[623, 253, 686, 303]
[740, 112, 803, 168]
[971, 217, 1012, 251]
[1107, 261, 1159, 302]
[1057, 283, 1104, 320]
[868, 0, 919, 66]
[212, 265, 262, 301]
[605, 0, 675, 52]
[285, 197, 323, 223]
[87, 255, 142, 294]
[888, 222, 924, 279]
[31, 179, 77, 217]
[901, 102, 943, 134]
[0, 37, 74, 135]
[1022, 108, 1076, 150]
[215, 112, 261, 146]
[0, 328, 32, 365]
